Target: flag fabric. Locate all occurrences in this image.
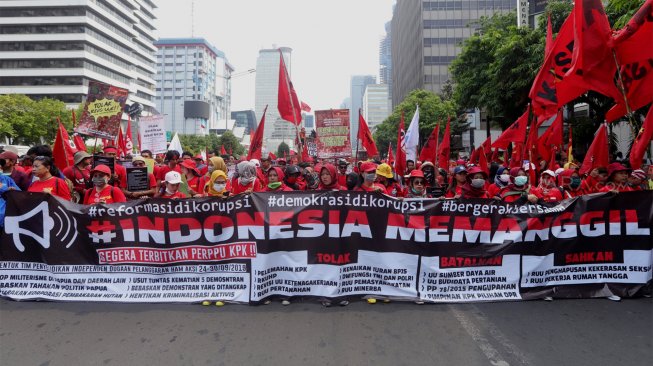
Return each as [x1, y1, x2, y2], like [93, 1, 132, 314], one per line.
[492, 109, 529, 149]
[73, 135, 86, 152]
[510, 143, 523, 168]
[479, 136, 492, 156]
[220, 145, 227, 155]
[124, 116, 133, 154]
[469, 147, 479, 165]
[579, 123, 610, 175]
[630, 106, 653, 169]
[52, 121, 76, 171]
[419, 124, 439, 163]
[387, 142, 395, 166]
[537, 111, 563, 161]
[437, 118, 451, 169]
[477, 146, 490, 175]
[404, 105, 420, 162]
[606, 0, 653, 122]
[269, 152, 277, 160]
[300, 101, 311, 112]
[523, 115, 539, 163]
[545, 14, 553, 57]
[168, 132, 183, 155]
[491, 148, 501, 164]
[115, 126, 127, 158]
[357, 110, 379, 157]
[558, 0, 623, 106]
[301, 142, 310, 162]
[228, 147, 233, 155]
[394, 112, 407, 176]
[277, 52, 302, 125]
[247, 105, 267, 160]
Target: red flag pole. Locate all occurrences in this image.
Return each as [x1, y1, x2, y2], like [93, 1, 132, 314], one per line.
[433, 122, 440, 169]
[279, 49, 302, 162]
[355, 109, 361, 165]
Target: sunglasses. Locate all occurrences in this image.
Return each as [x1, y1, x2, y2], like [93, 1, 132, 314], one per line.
[413, 180, 425, 185]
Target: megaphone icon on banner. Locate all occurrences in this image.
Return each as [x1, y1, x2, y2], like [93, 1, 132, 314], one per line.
[5, 201, 54, 252]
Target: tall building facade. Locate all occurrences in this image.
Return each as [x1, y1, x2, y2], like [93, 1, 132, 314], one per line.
[350, 75, 376, 151]
[391, 0, 515, 107]
[254, 47, 296, 154]
[0, 0, 158, 111]
[363, 84, 390, 132]
[379, 21, 392, 105]
[154, 38, 233, 135]
[231, 110, 257, 136]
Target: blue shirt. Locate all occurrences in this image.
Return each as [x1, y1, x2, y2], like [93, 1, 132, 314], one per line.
[0, 174, 21, 227]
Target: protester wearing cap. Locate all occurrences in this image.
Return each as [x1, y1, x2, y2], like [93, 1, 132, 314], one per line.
[531, 169, 563, 202]
[156, 171, 187, 199]
[193, 154, 208, 175]
[62, 150, 92, 202]
[28, 156, 71, 201]
[460, 166, 491, 199]
[101, 144, 127, 189]
[405, 169, 430, 198]
[499, 167, 540, 203]
[336, 159, 349, 187]
[283, 165, 306, 190]
[600, 162, 633, 193]
[355, 162, 384, 192]
[120, 156, 157, 199]
[445, 165, 468, 198]
[179, 159, 202, 195]
[0, 150, 30, 191]
[82, 164, 126, 204]
[375, 163, 403, 197]
[628, 169, 648, 191]
[558, 169, 584, 198]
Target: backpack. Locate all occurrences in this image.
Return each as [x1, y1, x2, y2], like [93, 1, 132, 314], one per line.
[83, 186, 116, 204]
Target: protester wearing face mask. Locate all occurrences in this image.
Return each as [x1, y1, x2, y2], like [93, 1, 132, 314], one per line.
[405, 170, 430, 198]
[231, 161, 264, 195]
[531, 170, 563, 202]
[205, 170, 230, 198]
[199, 156, 230, 194]
[419, 161, 437, 188]
[303, 166, 320, 190]
[83, 165, 126, 204]
[558, 169, 583, 198]
[156, 171, 187, 199]
[599, 163, 634, 193]
[265, 167, 293, 192]
[500, 167, 540, 203]
[283, 165, 306, 190]
[488, 166, 510, 198]
[375, 163, 403, 197]
[318, 163, 346, 190]
[355, 162, 385, 192]
[445, 166, 467, 198]
[460, 167, 491, 199]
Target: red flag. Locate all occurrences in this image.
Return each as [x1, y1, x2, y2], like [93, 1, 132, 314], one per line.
[300, 101, 311, 112]
[537, 111, 563, 161]
[124, 116, 133, 154]
[579, 123, 610, 175]
[73, 135, 86, 152]
[437, 118, 451, 169]
[277, 52, 301, 125]
[469, 147, 479, 165]
[606, 0, 653, 122]
[228, 147, 233, 155]
[491, 148, 501, 164]
[247, 105, 267, 160]
[479, 136, 491, 156]
[358, 110, 379, 157]
[395, 112, 406, 176]
[545, 14, 554, 57]
[477, 146, 489, 175]
[503, 149, 510, 166]
[523, 115, 539, 162]
[387, 142, 395, 166]
[52, 121, 76, 171]
[116, 126, 127, 158]
[510, 143, 523, 168]
[269, 152, 277, 160]
[558, 0, 623, 105]
[220, 145, 227, 155]
[418, 124, 439, 163]
[492, 109, 529, 149]
[301, 142, 310, 161]
[630, 106, 653, 169]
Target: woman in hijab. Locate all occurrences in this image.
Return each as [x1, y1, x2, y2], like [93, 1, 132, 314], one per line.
[199, 156, 230, 194]
[499, 167, 540, 203]
[460, 166, 490, 199]
[265, 167, 293, 192]
[231, 161, 264, 194]
[558, 169, 583, 198]
[205, 170, 230, 198]
[487, 166, 510, 198]
[318, 163, 346, 190]
[531, 170, 563, 202]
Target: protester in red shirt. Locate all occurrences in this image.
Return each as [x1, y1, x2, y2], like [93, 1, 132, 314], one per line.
[405, 170, 430, 198]
[376, 163, 403, 197]
[336, 160, 349, 187]
[0, 151, 30, 191]
[100, 145, 127, 189]
[283, 165, 306, 190]
[155, 150, 182, 183]
[499, 167, 540, 203]
[460, 166, 491, 199]
[445, 166, 467, 198]
[198, 156, 231, 194]
[318, 163, 346, 190]
[488, 166, 510, 198]
[205, 170, 230, 198]
[265, 167, 293, 192]
[121, 156, 157, 199]
[193, 154, 208, 176]
[180, 159, 202, 196]
[83, 164, 127, 204]
[28, 156, 71, 201]
[531, 170, 563, 202]
[581, 167, 608, 194]
[156, 171, 187, 199]
[628, 169, 647, 191]
[63, 150, 92, 202]
[231, 161, 264, 195]
[600, 163, 634, 193]
[558, 169, 584, 198]
[355, 162, 385, 192]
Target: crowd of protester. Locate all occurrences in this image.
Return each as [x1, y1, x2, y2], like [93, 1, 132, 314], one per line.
[1, 144, 651, 305]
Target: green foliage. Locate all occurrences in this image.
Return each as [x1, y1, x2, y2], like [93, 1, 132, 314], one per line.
[373, 89, 459, 156]
[0, 94, 73, 145]
[277, 141, 290, 158]
[606, 0, 645, 29]
[178, 131, 245, 157]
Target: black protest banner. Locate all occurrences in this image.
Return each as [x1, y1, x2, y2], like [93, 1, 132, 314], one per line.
[0, 191, 651, 304]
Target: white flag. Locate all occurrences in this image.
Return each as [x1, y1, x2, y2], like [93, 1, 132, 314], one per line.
[168, 132, 184, 155]
[404, 105, 420, 162]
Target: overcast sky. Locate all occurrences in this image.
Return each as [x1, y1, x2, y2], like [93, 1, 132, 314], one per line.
[155, 0, 395, 112]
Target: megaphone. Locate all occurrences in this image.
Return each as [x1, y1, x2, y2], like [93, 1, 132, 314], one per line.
[5, 201, 54, 252]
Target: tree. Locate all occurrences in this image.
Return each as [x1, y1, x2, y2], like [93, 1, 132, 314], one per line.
[0, 94, 72, 145]
[277, 142, 290, 158]
[373, 89, 460, 157]
[218, 130, 245, 157]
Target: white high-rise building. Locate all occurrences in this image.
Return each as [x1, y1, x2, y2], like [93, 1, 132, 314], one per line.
[154, 38, 233, 135]
[254, 46, 297, 154]
[350, 75, 376, 151]
[0, 0, 158, 111]
[363, 84, 390, 131]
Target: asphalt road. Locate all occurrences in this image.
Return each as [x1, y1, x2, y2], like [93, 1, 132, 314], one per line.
[1, 297, 651, 366]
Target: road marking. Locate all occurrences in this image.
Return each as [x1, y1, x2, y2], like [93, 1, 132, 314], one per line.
[450, 305, 510, 366]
